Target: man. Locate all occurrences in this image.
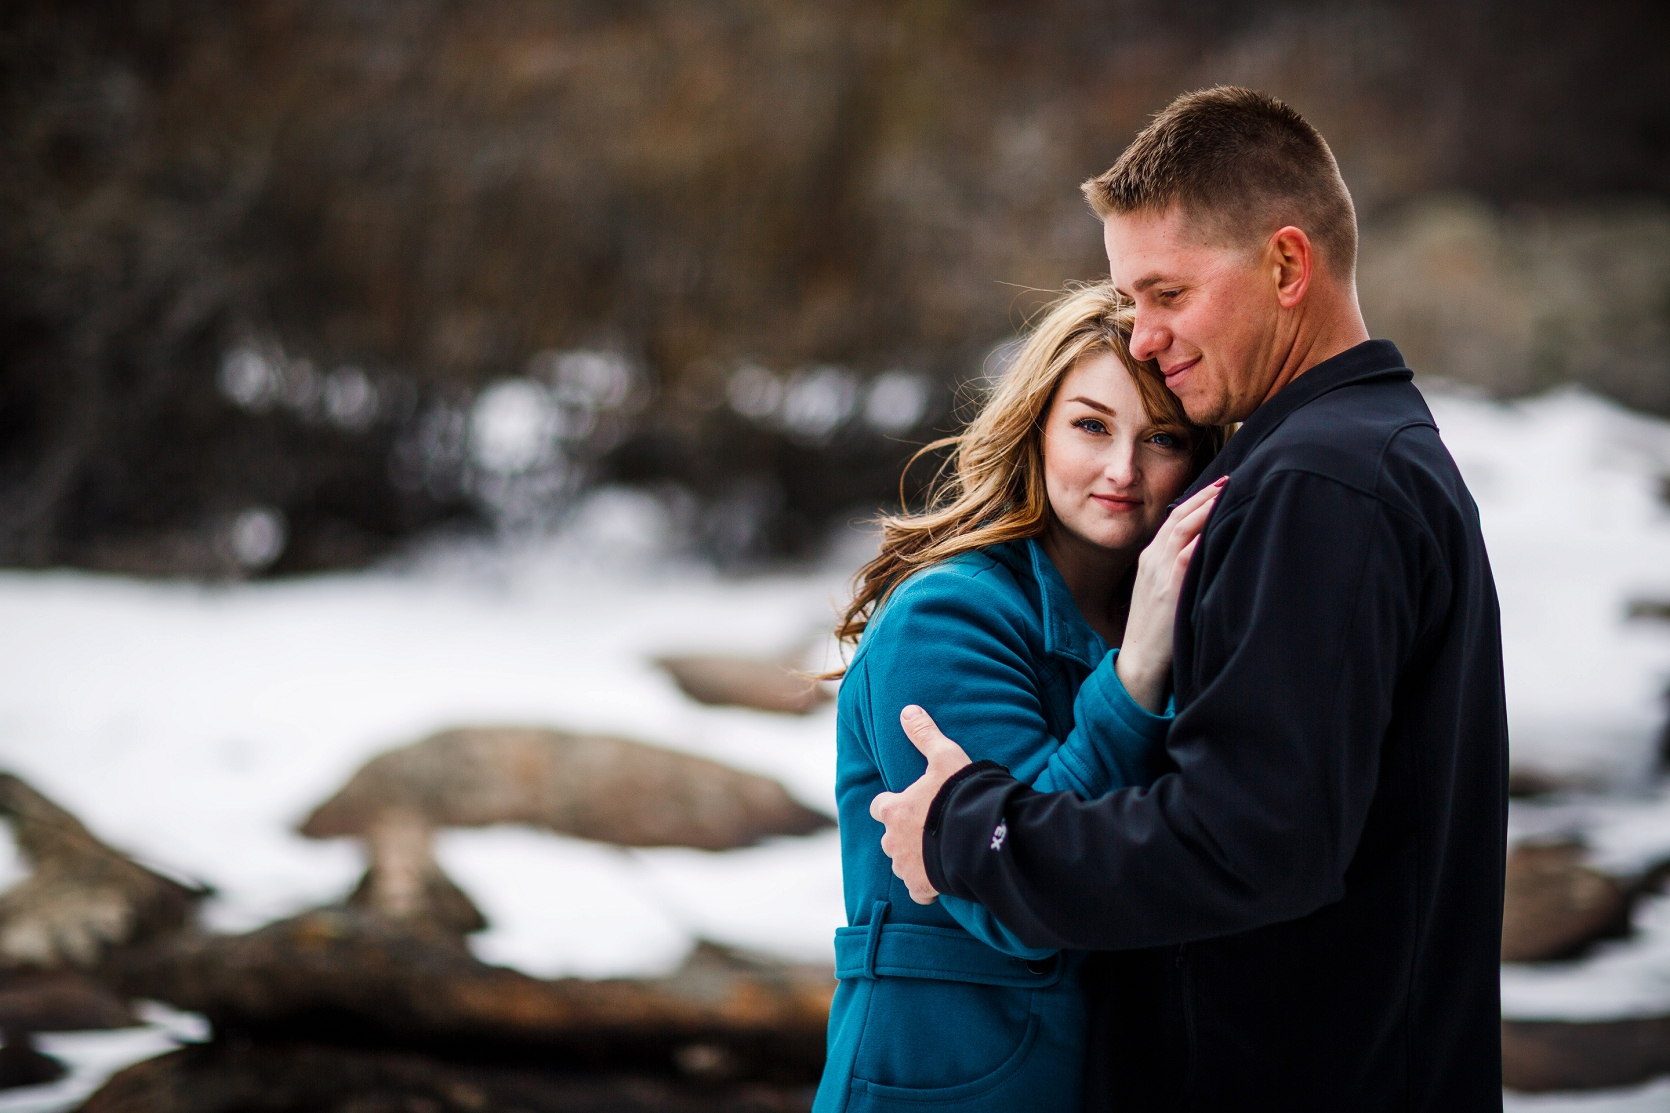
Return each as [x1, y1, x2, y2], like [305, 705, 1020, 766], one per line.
[870, 87, 1508, 1110]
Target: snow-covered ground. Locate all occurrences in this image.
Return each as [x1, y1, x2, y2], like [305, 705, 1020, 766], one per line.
[0, 386, 1669, 1107]
[0, 491, 853, 976]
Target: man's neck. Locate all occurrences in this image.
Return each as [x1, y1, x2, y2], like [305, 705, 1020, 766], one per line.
[1256, 285, 1371, 410]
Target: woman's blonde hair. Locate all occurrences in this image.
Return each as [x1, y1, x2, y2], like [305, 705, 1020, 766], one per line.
[834, 281, 1229, 656]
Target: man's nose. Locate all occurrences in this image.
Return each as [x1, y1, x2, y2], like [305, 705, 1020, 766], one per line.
[1129, 317, 1167, 363]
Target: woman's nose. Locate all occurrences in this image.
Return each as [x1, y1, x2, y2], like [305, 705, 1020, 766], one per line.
[1105, 440, 1138, 487]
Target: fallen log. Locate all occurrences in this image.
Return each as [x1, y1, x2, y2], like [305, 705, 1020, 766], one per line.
[118, 909, 833, 1067]
[1502, 842, 1630, 962]
[80, 1040, 815, 1113]
[0, 967, 135, 1031]
[1503, 1015, 1670, 1092]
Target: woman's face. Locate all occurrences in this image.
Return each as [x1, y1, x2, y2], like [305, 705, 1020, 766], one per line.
[1040, 350, 1197, 555]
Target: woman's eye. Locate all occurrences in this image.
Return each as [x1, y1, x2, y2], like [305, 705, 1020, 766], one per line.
[1148, 432, 1181, 449]
[1073, 418, 1108, 435]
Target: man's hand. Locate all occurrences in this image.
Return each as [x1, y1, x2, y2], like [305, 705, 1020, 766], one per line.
[869, 705, 973, 904]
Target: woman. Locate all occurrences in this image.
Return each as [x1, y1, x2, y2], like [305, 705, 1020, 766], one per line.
[815, 282, 1230, 1113]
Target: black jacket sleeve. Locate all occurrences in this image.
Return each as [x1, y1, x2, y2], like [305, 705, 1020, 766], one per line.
[923, 470, 1433, 950]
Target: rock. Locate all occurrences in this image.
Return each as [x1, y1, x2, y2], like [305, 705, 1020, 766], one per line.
[1503, 1015, 1670, 1092]
[0, 774, 205, 970]
[299, 727, 831, 852]
[1627, 598, 1670, 622]
[342, 809, 486, 936]
[117, 909, 834, 1062]
[1503, 835, 1629, 955]
[1506, 767, 1600, 798]
[1501, 842, 1630, 963]
[80, 1041, 814, 1113]
[655, 656, 831, 716]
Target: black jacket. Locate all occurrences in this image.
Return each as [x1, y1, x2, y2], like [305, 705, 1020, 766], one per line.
[923, 340, 1508, 1111]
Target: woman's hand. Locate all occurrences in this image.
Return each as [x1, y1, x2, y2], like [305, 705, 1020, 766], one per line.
[1116, 477, 1226, 713]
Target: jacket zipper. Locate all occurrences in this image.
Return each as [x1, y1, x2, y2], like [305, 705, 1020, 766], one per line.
[1176, 943, 1198, 1106]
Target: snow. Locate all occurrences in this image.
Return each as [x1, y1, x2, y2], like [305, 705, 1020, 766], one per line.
[1429, 388, 1670, 787]
[0, 514, 849, 974]
[0, 1002, 207, 1113]
[0, 387, 1668, 1106]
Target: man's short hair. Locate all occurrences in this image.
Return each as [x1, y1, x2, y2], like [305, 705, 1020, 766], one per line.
[1083, 86, 1358, 278]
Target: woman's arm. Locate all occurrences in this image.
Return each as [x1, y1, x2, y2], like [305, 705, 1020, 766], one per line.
[1114, 479, 1227, 712]
[857, 567, 1168, 957]
[1024, 484, 1223, 795]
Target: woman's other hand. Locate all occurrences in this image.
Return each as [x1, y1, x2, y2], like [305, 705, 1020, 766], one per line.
[1116, 477, 1226, 712]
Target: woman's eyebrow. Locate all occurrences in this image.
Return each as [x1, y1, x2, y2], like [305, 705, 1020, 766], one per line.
[1066, 396, 1118, 416]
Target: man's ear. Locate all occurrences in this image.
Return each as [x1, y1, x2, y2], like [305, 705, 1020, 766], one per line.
[1268, 226, 1313, 309]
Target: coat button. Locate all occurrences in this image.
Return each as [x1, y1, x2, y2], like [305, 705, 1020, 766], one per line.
[1025, 955, 1058, 976]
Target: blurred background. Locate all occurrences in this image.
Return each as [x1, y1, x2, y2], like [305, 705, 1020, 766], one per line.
[5, 0, 1669, 572]
[2, 1, 1670, 1110]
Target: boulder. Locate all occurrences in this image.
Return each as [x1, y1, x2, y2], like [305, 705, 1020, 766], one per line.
[1627, 598, 1670, 622]
[0, 773, 204, 970]
[299, 727, 831, 852]
[655, 656, 831, 716]
[1506, 767, 1605, 798]
[1503, 1015, 1670, 1092]
[1501, 842, 1629, 963]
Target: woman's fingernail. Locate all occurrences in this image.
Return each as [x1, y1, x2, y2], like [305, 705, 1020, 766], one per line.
[1214, 476, 1229, 486]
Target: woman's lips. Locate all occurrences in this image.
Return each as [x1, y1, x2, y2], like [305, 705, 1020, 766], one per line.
[1090, 494, 1143, 512]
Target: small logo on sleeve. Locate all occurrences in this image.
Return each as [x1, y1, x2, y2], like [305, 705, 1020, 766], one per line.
[990, 820, 1008, 851]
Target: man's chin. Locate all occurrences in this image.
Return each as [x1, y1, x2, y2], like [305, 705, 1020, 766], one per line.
[1179, 390, 1232, 427]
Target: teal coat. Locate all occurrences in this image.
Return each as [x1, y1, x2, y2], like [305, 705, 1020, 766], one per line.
[815, 539, 1172, 1113]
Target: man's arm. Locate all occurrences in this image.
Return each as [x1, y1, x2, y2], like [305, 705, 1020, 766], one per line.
[875, 471, 1429, 950]
[856, 573, 1170, 954]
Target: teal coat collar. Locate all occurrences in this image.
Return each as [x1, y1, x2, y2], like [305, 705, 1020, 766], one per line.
[985, 538, 1109, 671]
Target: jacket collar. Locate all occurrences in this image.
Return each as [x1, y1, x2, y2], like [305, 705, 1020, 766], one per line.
[986, 539, 1108, 670]
[1180, 339, 1413, 501]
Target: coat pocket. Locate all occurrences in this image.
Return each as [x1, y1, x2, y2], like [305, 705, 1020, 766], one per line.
[849, 1015, 1041, 1109]
[848, 977, 1043, 1103]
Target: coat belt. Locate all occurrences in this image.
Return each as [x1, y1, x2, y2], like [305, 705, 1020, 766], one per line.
[833, 901, 1064, 988]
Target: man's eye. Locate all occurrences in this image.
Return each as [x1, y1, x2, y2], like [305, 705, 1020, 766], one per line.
[1159, 289, 1181, 301]
[1074, 418, 1108, 435]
